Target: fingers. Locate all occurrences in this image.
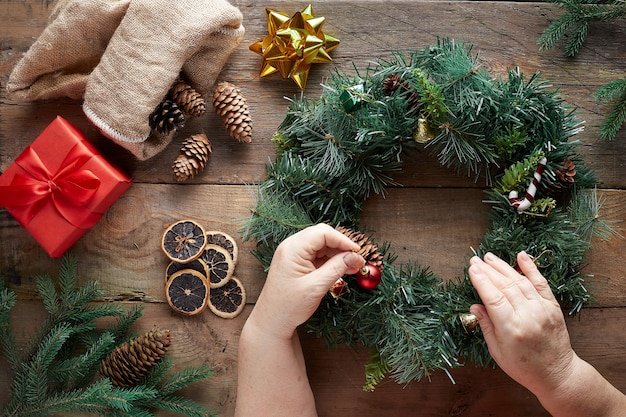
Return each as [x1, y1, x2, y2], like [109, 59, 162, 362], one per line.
[517, 252, 555, 302]
[469, 252, 559, 321]
[308, 251, 365, 289]
[283, 224, 361, 259]
[468, 260, 515, 323]
[469, 304, 495, 344]
[318, 224, 361, 252]
[273, 224, 365, 286]
[473, 253, 542, 302]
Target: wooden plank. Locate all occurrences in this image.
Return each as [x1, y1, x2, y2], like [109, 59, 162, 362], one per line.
[1, 1, 626, 417]
[2, 1, 626, 188]
[303, 307, 626, 417]
[0, 300, 249, 416]
[1, 185, 624, 305]
[1, 299, 624, 417]
[0, 183, 268, 303]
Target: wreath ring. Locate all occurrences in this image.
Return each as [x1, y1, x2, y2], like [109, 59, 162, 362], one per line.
[243, 38, 610, 390]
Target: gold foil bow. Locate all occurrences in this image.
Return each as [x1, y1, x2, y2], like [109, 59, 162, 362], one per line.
[249, 4, 340, 89]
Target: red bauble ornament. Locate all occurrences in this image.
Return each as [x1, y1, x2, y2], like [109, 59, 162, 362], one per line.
[355, 264, 382, 290]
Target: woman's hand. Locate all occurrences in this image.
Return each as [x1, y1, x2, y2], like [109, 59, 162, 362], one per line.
[468, 251, 576, 395]
[248, 223, 365, 340]
[235, 224, 365, 417]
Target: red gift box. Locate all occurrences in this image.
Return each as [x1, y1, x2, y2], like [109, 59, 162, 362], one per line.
[0, 116, 132, 258]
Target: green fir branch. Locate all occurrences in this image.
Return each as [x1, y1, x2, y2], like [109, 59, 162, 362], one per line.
[412, 68, 447, 124]
[596, 77, 626, 102]
[0, 287, 19, 371]
[24, 323, 74, 407]
[569, 188, 623, 242]
[494, 151, 545, 194]
[101, 384, 158, 412]
[19, 381, 152, 417]
[157, 364, 213, 397]
[538, 14, 578, 53]
[538, 0, 626, 56]
[0, 255, 215, 417]
[363, 349, 390, 392]
[37, 276, 60, 317]
[17, 384, 110, 417]
[596, 77, 626, 140]
[564, 20, 589, 57]
[77, 304, 144, 349]
[49, 332, 117, 388]
[539, 0, 626, 140]
[101, 408, 156, 417]
[141, 356, 175, 388]
[58, 253, 78, 305]
[146, 396, 216, 417]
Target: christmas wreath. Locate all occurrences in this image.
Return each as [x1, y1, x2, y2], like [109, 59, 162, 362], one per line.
[242, 39, 613, 390]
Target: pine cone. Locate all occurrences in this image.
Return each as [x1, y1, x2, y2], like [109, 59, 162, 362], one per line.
[172, 133, 213, 182]
[149, 99, 185, 134]
[404, 83, 422, 113]
[212, 81, 252, 143]
[555, 159, 576, 186]
[170, 80, 207, 117]
[382, 74, 421, 113]
[336, 226, 384, 269]
[99, 327, 172, 388]
[543, 159, 576, 198]
[382, 73, 402, 95]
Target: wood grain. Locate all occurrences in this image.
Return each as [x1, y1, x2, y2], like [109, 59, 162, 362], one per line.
[1, 1, 625, 416]
[303, 306, 626, 417]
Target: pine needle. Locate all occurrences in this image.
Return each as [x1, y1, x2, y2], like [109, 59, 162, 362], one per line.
[0, 255, 215, 416]
[158, 364, 213, 396]
[539, 0, 626, 139]
[596, 77, 626, 140]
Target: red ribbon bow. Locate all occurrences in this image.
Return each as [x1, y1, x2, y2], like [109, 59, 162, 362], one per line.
[0, 143, 101, 228]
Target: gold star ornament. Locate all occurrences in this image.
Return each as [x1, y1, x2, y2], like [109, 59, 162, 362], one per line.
[249, 5, 340, 89]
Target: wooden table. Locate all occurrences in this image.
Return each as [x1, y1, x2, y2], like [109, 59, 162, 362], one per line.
[1, 1, 625, 416]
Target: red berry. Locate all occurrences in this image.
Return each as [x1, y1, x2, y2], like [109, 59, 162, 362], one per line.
[355, 264, 381, 290]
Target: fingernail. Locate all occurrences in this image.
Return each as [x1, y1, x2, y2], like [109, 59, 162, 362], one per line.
[518, 251, 530, 262]
[470, 306, 483, 321]
[343, 252, 364, 268]
[484, 252, 495, 261]
[468, 264, 482, 277]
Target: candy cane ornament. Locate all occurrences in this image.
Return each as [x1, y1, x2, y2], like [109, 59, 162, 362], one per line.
[508, 157, 548, 212]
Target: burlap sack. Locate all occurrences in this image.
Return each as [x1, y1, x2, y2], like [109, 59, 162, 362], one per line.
[7, 0, 130, 101]
[7, 0, 245, 160]
[83, 0, 244, 160]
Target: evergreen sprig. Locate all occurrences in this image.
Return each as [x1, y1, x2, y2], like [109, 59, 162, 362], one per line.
[538, 0, 626, 57]
[539, 0, 626, 140]
[0, 255, 215, 417]
[596, 77, 626, 141]
[243, 39, 614, 389]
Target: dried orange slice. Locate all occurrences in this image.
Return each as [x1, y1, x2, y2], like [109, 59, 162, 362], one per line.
[165, 258, 209, 282]
[161, 220, 207, 263]
[165, 269, 209, 316]
[205, 230, 239, 265]
[208, 276, 246, 318]
[200, 244, 234, 288]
